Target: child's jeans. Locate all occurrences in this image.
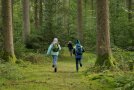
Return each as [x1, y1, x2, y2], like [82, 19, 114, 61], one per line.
[52, 55, 58, 67]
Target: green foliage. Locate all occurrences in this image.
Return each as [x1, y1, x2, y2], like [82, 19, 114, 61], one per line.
[15, 59, 32, 68]
[23, 53, 50, 64]
[110, 0, 134, 49]
[86, 72, 134, 90]
[0, 63, 24, 80]
[112, 46, 134, 71]
[2, 52, 16, 63]
[0, 49, 134, 90]
[0, 0, 133, 55]
[26, 33, 45, 51]
[83, 0, 96, 51]
[14, 39, 28, 58]
[114, 73, 134, 90]
[0, 49, 91, 90]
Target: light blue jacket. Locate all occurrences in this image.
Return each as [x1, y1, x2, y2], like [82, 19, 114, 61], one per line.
[47, 44, 61, 56]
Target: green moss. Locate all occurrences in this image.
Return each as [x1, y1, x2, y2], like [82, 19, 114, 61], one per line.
[2, 52, 16, 63]
[128, 61, 133, 71]
[95, 53, 116, 69]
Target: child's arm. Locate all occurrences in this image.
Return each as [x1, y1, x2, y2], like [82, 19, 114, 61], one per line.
[58, 44, 61, 51]
[47, 44, 52, 55]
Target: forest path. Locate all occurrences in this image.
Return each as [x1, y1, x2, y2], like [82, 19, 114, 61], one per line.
[0, 50, 115, 90]
[19, 52, 92, 90]
[1, 49, 133, 90]
[15, 51, 93, 90]
[0, 50, 93, 90]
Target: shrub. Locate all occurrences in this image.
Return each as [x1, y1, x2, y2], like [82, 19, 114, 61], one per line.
[112, 46, 134, 71]
[0, 63, 24, 80]
[115, 73, 134, 90]
[24, 53, 50, 64]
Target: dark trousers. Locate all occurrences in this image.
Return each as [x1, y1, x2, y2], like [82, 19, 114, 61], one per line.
[69, 49, 73, 56]
[76, 58, 81, 72]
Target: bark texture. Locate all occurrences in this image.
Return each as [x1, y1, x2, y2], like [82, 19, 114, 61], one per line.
[2, 0, 16, 63]
[95, 0, 115, 68]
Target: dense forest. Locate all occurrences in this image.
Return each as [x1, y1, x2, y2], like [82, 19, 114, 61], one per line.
[0, 0, 134, 90]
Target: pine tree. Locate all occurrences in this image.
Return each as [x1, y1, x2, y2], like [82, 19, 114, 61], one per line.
[2, 0, 16, 63]
[22, 0, 30, 44]
[95, 0, 115, 68]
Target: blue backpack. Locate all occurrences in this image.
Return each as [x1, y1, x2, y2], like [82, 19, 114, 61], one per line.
[75, 44, 82, 55]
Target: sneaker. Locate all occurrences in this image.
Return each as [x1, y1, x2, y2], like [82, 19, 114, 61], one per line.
[52, 65, 54, 68]
[80, 63, 82, 67]
[54, 68, 57, 72]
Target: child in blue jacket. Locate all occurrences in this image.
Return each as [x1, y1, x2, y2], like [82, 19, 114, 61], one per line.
[73, 40, 85, 72]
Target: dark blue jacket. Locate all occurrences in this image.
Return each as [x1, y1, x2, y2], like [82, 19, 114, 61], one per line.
[73, 40, 85, 59]
[73, 45, 84, 59]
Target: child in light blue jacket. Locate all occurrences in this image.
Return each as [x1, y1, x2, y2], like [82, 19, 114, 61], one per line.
[47, 38, 61, 72]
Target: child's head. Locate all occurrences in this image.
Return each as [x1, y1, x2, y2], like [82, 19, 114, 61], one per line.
[75, 39, 80, 44]
[52, 38, 58, 44]
[68, 41, 72, 43]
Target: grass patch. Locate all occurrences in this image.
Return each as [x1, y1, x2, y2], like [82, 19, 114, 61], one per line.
[0, 48, 134, 90]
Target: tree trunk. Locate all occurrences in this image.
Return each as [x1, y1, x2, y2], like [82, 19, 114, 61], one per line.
[44, 0, 54, 42]
[127, 0, 132, 21]
[34, 0, 39, 30]
[95, 0, 115, 68]
[84, 0, 87, 23]
[0, 1, 2, 29]
[68, 0, 70, 36]
[2, 0, 16, 63]
[63, 0, 66, 31]
[39, 0, 43, 29]
[22, 0, 30, 44]
[77, 0, 83, 43]
[91, 0, 94, 16]
[63, 0, 69, 36]
[11, 0, 13, 19]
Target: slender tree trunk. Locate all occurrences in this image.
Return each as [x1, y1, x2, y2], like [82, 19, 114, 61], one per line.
[44, 0, 54, 42]
[22, 0, 30, 44]
[91, 0, 94, 16]
[63, 0, 69, 36]
[2, 0, 16, 63]
[127, 0, 132, 21]
[113, 0, 119, 45]
[127, 0, 134, 46]
[39, 0, 43, 29]
[95, 0, 115, 68]
[63, 0, 66, 31]
[34, 0, 39, 30]
[77, 0, 83, 43]
[90, 0, 95, 31]
[68, 0, 70, 36]
[0, 1, 2, 28]
[84, 0, 87, 23]
[11, 0, 13, 19]
[11, 0, 14, 38]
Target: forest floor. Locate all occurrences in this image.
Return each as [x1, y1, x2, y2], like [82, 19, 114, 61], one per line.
[0, 48, 134, 90]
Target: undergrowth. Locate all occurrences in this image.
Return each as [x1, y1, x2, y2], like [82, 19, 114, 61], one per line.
[0, 47, 133, 90]
[0, 63, 24, 80]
